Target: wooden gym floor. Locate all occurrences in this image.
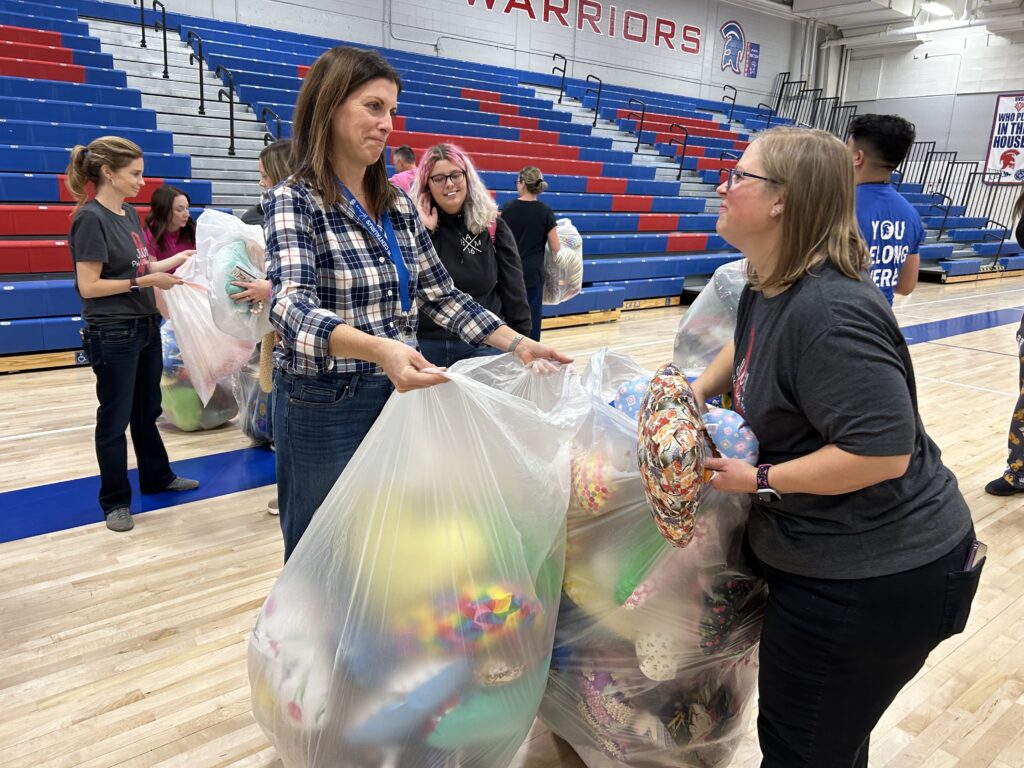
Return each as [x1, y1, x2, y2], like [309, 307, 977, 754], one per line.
[2, 278, 1024, 768]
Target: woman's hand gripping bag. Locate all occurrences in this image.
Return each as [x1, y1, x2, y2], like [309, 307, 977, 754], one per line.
[161, 256, 255, 405]
[248, 358, 587, 768]
[194, 208, 273, 343]
[672, 260, 747, 378]
[543, 218, 584, 305]
[539, 350, 767, 768]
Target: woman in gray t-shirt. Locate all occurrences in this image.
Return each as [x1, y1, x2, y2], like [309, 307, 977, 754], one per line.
[67, 136, 199, 532]
[690, 127, 980, 767]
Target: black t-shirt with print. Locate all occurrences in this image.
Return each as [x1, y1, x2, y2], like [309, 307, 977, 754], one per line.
[732, 260, 971, 580]
[69, 200, 158, 322]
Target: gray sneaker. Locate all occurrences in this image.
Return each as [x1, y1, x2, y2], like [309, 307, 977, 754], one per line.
[164, 476, 199, 492]
[105, 506, 134, 532]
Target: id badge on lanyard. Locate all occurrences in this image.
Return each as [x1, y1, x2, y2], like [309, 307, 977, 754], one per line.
[338, 183, 413, 319]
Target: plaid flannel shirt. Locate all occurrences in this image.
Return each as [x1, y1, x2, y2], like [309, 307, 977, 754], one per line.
[264, 180, 503, 376]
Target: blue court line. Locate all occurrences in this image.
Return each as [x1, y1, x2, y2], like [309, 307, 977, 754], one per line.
[1, 304, 1021, 544]
[902, 306, 1023, 346]
[0, 447, 275, 543]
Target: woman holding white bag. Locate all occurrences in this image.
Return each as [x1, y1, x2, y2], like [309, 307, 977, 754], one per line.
[263, 47, 572, 561]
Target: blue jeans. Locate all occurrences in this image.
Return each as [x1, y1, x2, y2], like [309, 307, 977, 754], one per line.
[417, 336, 501, 370]
[526, 282, 544, 341]
[272, 370, 393, 561]
[82, 316, 175, 514]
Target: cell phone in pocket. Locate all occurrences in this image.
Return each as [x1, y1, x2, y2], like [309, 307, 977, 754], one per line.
[964, 540, 987, 572]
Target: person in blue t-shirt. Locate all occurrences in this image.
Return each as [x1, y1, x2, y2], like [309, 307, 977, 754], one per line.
[848, 114, 924, 304]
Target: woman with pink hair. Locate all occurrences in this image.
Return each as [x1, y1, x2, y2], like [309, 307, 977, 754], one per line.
[413, 143, 532, 368]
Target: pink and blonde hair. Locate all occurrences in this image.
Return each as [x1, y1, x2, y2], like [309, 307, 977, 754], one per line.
[413, 143, 498, 236]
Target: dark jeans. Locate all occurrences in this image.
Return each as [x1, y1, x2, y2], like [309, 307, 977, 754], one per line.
[273, 369, 393, 561]
[417, 336, 501, 370]
[526, 282, 543, 341]
[83, 316, 175, 514]
[1001, 316, 1024, 487]
[754, 529, 983, 767]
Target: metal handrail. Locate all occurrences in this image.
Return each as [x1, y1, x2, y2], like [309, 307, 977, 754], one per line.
[131, 0, 147, 48]
[215, 65, 236, 156]
[551, 53, 567, 105]
[151, 0, 168, 79]
[979, 224, 1010, 270]
[626, 97, 646, 153]
[186, 30, 206, 115]
[755, 103, 774, 130]
[261, 106, 282, 141]
[584, 74, 603, 127]
[666, 123, 690, 182]
[721, 85, 737, 122]
[927, 193, 954, 241]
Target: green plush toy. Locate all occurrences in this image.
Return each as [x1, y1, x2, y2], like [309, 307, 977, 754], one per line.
[220, 240, 260, 310]
[613, 523, 672, 606]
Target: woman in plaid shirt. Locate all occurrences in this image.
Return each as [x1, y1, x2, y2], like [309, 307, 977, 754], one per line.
[264, 47, 572, 560]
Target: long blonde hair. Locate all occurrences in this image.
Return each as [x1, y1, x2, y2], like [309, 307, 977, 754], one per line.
[749, 127, 869, 292]
[290, 47, 400, 215]
[64, 136, 144, 214]
[414, 143, 499, 236]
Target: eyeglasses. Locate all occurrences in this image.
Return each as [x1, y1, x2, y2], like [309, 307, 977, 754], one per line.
[428, 170, 466, 186]
[722, 167, 781, 191]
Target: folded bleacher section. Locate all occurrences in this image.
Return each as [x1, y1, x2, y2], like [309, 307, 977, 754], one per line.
[0, 0, 214, 367]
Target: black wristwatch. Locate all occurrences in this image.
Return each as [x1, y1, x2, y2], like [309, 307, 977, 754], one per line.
[755, 463, 781, 503]
[129, 275, 140, 294]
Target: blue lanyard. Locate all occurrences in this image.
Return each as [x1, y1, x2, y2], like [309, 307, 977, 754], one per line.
[339, 183, 411, 313]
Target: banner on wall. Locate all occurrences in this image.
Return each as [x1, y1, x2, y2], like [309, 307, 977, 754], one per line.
[720, 21, 760, 79]
[986, 93, 1024, 184]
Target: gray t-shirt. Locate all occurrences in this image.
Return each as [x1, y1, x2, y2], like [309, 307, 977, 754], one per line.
[732, 260, 971, 579]
[69, 200, 158, 322]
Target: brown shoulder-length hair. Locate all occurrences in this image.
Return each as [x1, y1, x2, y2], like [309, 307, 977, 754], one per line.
[748, 127, 870, 292]
[291, 46, 402, 215]
[145, 185, 196, 251]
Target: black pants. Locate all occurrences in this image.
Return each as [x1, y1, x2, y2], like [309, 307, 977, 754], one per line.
[526, 282, 543, 341]
[754, 530, 982, 768]
[83, 317, 175, 514]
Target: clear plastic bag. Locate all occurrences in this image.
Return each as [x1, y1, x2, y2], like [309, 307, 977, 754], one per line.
[538, 349, 766, 768]
[162, 256, 255, 405]
[543, 218, 584, 305]
[248, 356, 588, 768]
[672, 259, 748, 377]
[232, 348, 273, 446]
[159, 323, 238, 431]
[194, 208, 273, 342]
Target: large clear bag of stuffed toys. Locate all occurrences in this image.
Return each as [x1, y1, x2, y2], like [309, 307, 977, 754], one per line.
[248, 355, 588, 768]
[538, 349, 766, 768]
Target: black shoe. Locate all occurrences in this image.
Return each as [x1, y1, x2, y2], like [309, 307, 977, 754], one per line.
[984, 476, 1024, 496]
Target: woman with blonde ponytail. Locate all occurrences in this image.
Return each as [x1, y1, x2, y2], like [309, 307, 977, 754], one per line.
[68, 136, 198, 533]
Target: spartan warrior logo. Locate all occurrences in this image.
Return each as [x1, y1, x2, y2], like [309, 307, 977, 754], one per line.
[720, 21, 746, 74]
[1001, 149, 1020, 170]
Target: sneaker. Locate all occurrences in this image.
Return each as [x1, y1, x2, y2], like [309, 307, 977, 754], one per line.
[984, 476, 1024, 496]
[105, 506, 134, 532]
[164, 476, 200, 492]
[267, 497, 279, 516]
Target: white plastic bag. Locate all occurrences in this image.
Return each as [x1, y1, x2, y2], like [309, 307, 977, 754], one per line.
[672, 259, 747, 377]
[248, 356, 588, 768]
[162, 257, 255, 405]
[538, 349, 765, 768]
[194, 208, 273, 342]
[159, 322, 238, 431]
[543, 218, 584, 305]
[232, 348, 273, 445]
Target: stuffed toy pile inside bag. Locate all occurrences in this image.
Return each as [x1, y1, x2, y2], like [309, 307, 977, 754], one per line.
[538, 337, 766, 762]
[248, 355, 588, 768]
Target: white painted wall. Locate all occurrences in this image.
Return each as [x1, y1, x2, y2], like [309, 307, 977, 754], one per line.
[165, 0, 801, 104]
[845, 29, 1024, 159]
